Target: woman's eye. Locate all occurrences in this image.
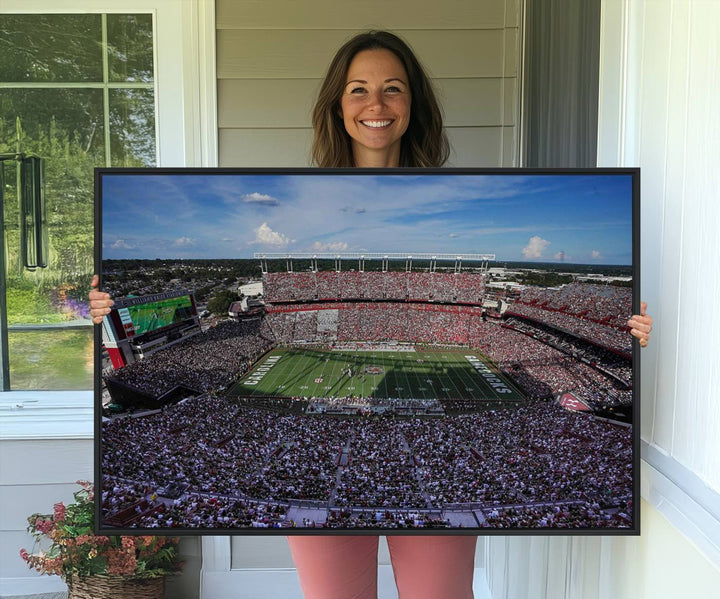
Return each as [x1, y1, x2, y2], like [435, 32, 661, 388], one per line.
[349, 87, 367, 94]
[385, 86, 402, 93]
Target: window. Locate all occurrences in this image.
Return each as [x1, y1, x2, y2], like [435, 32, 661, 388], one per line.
[0, 13, 156, 390]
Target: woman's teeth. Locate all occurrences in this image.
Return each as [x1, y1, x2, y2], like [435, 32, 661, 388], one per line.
[362, 120, 392, 128]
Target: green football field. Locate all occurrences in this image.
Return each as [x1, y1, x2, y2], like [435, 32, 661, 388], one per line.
[229, 346, 525, 402]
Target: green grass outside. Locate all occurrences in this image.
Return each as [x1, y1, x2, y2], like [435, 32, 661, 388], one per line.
[229, 346, 524, 403]
[6, 287, 68, 325]
[9, 329, 94, 390]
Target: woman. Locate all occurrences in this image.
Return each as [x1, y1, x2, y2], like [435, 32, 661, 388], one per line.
[90, 31, 653, 599]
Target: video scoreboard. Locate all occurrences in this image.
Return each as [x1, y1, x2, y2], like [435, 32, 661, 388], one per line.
[102, 291, 199, 369]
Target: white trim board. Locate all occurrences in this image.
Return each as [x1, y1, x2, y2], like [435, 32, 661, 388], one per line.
[0, 576, 66, 599]
[0, 392, 93, 440]
[641, 443, 720, 568]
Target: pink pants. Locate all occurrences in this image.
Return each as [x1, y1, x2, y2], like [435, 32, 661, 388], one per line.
[287, 535, 477, 599]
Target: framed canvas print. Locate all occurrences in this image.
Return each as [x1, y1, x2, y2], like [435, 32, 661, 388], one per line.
[95, 168, 639, 535]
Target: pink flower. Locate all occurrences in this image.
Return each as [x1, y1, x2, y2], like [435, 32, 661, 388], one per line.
[19, 548, 29, 562]
[53, 502, 66, 522]
[121, 537, 135, 550]
[34, 518, 54, 535]
[137, 536, 155, 547]
[107, 547, 137, 576]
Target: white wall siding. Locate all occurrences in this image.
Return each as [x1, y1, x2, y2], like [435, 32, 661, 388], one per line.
[216, 0, 514, 30]
[216, 0, 522, 168]
[0, 439, 93, 588]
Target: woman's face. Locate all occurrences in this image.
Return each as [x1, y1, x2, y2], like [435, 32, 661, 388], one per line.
[340, 48, 411, 166]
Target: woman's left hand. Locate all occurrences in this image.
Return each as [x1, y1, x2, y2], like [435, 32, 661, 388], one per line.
[627, 301, 653, 348]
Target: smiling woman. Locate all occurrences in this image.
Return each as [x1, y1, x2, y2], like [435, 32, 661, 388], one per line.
[311, 31, 448, 168]
[340, 49, 412, 167]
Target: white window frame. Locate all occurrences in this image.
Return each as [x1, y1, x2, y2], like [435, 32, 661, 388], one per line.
[0, 0, 217, 440]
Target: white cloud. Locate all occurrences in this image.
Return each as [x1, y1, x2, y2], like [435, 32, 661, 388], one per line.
[554, 251, 565, 261]
[522, 236, 550, 259]
[591, 250, 601, 259]
[111, 239, 135, 250]
[173, 237, 196, 247]
[311, 241, 349, 252]
[449, 233, 458, 238]
[242, 192, 279, 206]
[252, 222, 293, 246]
[221, 238, 233, 242]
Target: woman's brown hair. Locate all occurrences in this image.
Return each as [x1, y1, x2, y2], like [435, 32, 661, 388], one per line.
[311, 31, 449, 168]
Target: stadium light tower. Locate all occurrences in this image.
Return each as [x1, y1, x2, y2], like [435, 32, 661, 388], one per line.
[258, 257, 268, 273]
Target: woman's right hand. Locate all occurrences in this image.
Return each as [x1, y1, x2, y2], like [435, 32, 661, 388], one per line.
[89, 274, 114, 324]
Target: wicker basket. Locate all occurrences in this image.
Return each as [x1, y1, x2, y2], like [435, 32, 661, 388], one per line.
[67, 575, 164, 599]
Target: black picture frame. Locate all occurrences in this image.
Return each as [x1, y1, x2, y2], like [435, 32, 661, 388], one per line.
[95, 167, 640, 536]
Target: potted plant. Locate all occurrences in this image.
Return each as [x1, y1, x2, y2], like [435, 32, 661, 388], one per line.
[20, 480, 182, 599]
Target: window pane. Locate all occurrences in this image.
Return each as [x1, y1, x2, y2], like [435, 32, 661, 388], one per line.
[110, 89, 156, 166]
[1, 88, 103, 283]
[107, 14, 154, 83]
[0, 14, 103, 82]
[1, 13, 157, 390]
[8, 329, 93, 390]
[0, 88, 106, 165]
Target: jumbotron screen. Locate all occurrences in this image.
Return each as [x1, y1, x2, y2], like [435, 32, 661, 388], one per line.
[113, 293, 196, 340]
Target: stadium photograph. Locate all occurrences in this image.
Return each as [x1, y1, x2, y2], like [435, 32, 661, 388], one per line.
[97, 169, 638, 534]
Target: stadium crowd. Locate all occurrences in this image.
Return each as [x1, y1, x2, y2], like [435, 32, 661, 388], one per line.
[104, 319, 275, 397]
[101, 274, 636, 529]
[503, 317, 632, 386]
[263, 271, 486, 303]
[324, 509, 451, 529]
[102, 394, 631, 529]
[480, 501, 632, 528]
[516, 282, 631, 326]
[507, 283, 633, 354]
[401, 402, 631, 507]
[267, 303, 488, 346]
[334, 420, 427, 508]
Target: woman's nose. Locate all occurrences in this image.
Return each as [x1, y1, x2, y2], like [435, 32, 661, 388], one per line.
[366, 89, 386, 110]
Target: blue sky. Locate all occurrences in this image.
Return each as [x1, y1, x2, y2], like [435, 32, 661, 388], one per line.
[101, 172, 634, 265]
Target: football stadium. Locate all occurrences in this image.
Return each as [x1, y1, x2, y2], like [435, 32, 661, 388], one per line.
[100, 255, 634, 531]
